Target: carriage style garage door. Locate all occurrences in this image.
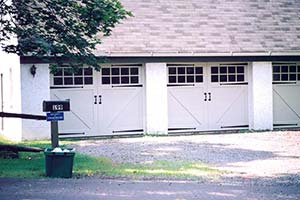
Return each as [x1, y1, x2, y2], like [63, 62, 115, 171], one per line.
[273, 63, 300, 128]
[50, 64, 144, 137]
[168, 63, 249, 132]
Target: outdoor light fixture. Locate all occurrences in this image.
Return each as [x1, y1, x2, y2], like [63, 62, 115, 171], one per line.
[30, 65, 37, 77]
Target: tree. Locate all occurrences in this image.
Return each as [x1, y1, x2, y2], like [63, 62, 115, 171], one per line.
[0, 0, 131, 70]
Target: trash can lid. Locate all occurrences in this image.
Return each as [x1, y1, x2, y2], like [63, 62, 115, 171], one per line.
[44, 148, 75, 156]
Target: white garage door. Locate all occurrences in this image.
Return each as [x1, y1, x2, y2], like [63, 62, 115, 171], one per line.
[98, 65, 144, 135]
[168, 63, 249, 132]
[50, 67, 96, 137]
[50, 65, 144, 137]
[273, 63, 300, 128]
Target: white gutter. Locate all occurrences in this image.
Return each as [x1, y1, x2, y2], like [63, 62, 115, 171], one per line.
[97, 51, 300, 57]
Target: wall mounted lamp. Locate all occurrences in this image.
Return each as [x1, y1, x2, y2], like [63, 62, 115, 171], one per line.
[30, 65, 37, 77]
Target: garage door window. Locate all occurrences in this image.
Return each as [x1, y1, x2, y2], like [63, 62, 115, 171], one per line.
[52, 67, 93, 86]
[168, 65, 203, 83]
[273, 64, 300, 82]
[102, 66, 140, 85]
[211, 65, 246, 83]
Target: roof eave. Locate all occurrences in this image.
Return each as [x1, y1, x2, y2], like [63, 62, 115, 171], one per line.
[97, 51, 300, 57]
[20, 51, 300, 64]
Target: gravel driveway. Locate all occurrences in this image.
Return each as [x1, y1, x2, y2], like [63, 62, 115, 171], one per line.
[73, 131, 300, 178]
[1, 131, 299, 200]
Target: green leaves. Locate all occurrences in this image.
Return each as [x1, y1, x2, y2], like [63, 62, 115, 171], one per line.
[0, 0, 132, 69]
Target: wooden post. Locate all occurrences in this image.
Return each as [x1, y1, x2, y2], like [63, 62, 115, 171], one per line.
[51, 121, 59, 148]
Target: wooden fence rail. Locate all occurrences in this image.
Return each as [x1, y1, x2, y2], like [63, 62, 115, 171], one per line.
[0, 112, 46, 120]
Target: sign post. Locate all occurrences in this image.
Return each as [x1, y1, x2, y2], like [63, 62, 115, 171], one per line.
[43, 100, 70, 148]
[50, 121, 59, 148]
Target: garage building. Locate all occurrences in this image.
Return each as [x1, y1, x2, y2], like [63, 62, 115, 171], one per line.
[1, 0, 300, 140]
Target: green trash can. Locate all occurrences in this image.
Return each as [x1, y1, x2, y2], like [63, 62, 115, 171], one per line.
[44, 148, 75, 178]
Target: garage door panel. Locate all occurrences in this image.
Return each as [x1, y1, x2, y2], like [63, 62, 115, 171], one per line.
[99, 65, 144, 135]
[101, 87, 144, 134]
[51, 89, 96, 136]
[273, 85, 300, 114]
[168, 86, 206, 130]
[273, 93, 299, 125]
[273, 84, 300, 127]
[272, 63, 300, 127]
[168, 87, 206, 130]
[209, 86, 248, 129]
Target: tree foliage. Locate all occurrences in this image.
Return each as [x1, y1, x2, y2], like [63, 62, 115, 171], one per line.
[0, 0, 131, 69]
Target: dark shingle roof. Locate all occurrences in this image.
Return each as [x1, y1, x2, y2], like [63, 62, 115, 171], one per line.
[95, 0, 300, 56]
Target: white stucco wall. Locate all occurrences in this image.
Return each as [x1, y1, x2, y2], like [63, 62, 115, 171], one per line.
[21, 64, 50, 140]
[248, 62, 273, 130]
[145, 63, 168, 134]
[0, 51, 22, 141]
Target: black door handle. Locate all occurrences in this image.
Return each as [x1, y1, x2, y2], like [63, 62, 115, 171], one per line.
[208, 92, 211, 101]
[99, 95, 102, 104]
[204, 93, 207, 101]
[94, 95, 97, 104]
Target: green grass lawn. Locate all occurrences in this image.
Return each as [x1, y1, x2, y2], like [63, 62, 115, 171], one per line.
[0, 136, 221, 179]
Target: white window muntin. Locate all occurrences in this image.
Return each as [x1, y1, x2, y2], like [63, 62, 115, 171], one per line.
[51, 67, 93, 86]
[101, 64, 142, 85]
[273, 63, 300, 82]
[167, 64, 204, 84]
[210, 64, 247, 83]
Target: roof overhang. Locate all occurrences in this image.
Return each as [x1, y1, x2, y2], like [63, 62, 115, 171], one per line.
[97, 51, 300, 57]
[20, 51, 300, 64]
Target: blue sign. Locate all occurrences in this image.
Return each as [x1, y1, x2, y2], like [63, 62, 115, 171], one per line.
[46, 112, 64, 121]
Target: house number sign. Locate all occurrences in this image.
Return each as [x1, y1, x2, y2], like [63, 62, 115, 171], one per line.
[42, 100, 70, 112]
